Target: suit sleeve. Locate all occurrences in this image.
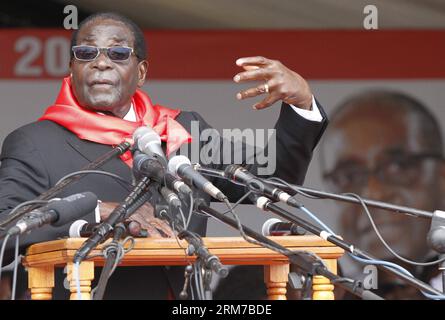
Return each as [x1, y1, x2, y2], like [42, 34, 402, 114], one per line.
[0, 129, 51, 213]
[184, 100, 328, 203]
[0, 129, 57, 265]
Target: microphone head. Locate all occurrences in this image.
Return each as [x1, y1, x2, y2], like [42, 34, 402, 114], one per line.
[262, 218, 282, 236]
[137, 129, 161, 148]
[133, 126, 154, 143]
[168, 155, 191, 176]
[224, 164, 242, 178]
[135, 127, 167, 167]
[133, 151, 149, 171]
[50, 192, 98, 227]
[69, 219, 88, 238]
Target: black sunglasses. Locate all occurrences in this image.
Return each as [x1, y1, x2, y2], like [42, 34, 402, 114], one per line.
[72, 45, 134, 62]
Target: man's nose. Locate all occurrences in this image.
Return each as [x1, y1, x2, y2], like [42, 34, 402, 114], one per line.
[91, 50, 112, 70]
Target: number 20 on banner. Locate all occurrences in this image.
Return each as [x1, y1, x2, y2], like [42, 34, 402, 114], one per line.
[14, 36, 70, 77]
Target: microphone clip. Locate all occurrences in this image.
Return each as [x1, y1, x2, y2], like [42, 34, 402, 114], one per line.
[179, 264, 194, 300]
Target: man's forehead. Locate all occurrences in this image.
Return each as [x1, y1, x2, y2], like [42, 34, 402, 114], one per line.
[82, 34, 127, 43]
[322, 107, 431, 170]
[77, 20, 133, 44]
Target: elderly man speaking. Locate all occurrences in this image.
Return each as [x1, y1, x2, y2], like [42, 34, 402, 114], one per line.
[0, 12, 327, 299]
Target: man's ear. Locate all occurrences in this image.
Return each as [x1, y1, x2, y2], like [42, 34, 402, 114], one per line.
[137, 60, 148, 87]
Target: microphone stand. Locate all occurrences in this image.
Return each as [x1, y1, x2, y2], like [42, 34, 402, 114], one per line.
[194, 199, 383, 300]
[268, 180, 445, 294]
[195, 165, 434, 219]
[273, 182, 433, 220]
[196, 166, 445, 295]
[254, 196, 444, 297]
[92, 222, 127, 300]
[0, 141, 131, 229]
[156, 204, 229, 300]
[426, 211, 445, 292]
[73, 176, 153, 264]
[92, 190, 155, 300]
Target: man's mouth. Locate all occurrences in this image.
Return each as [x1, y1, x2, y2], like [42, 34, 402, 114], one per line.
[89, 79, 115, 87]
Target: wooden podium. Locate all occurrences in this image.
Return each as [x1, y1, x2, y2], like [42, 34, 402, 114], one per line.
[22, 235, 343, 300]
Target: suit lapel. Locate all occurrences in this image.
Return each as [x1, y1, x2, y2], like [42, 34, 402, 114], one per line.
[65, 135, 133, 185]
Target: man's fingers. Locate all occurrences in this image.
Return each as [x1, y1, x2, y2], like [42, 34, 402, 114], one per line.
[233, 67, 273, 83]
[140, 223, 164, 238]
[151, 218, 175, 237]
[242, 66, 259, 71]
[253, 94, 280, 110]
[127, 221, 143, 237]
[237, 82, 271, 100]
[236, 56, 272, 67]
[127, 215, 163, 238]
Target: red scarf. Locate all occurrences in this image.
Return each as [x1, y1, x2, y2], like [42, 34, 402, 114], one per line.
[39, 77, 191, 166]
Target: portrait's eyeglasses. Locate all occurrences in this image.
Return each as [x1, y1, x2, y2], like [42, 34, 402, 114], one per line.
[323, 152, 444, 192]
[72, 45, 134, 62]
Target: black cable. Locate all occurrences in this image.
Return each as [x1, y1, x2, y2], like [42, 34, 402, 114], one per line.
[170, 220, 198, 301]
[1, 170, 129, 231]
[197, 167, 436, 298]
[171, 220, 189, 262]
[344, 192, 445, 267]
[92, 223, 125, 300]
[196, 168, 437, 296]
[162, 207, 227, 298]
[0, 233, 11, 283]
[198, 170, 248, 187]
[0, 141, 131, 229]
[267, 178, 432, 219]
[0, 200, 50, 233]
[74, 177, 152, 264]
[195, 199, 384, 300]
[194, 262, 203, 300]
[178, 207, 187, 230]
[11, 235, 19, 300]
[267, 177, 320, 199]
[261, 199, 442, 297]
[189, 272, 195, 300]
[268, 177, 445, 268]
[222, 198, 325, 266]
[55, 170, 132, 190]
[90, 235, 135, 300]
[220, 191, 253, 214]
[185, 193, 194, 230]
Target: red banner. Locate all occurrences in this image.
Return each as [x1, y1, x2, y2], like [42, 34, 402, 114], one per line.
[0, 29, 444, 79]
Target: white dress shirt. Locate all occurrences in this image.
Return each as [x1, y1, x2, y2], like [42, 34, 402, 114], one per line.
[124, 95, 323, 123]
[289, 95, 323, 122]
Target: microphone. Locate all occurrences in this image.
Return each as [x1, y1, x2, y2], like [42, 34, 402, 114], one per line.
[133, 150, 164, 179]
[160, 186, 182, 209]
[168, 155, 227, 202]
[69, 219, 93, 238]
[133, 126, 167, 167]
[164, 172, 193, 196]
[74, 177, 152, 263]
[133, 126, 192, 196]
[261, 218, 307, 236]
[7, 192, 98, 236]
[69, 220, 147, 238]
[224, 165, 301, 208]
[133, 152, 192, 196]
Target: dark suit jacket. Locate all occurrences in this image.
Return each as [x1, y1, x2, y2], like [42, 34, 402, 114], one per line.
[0, 102, 327, 299]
